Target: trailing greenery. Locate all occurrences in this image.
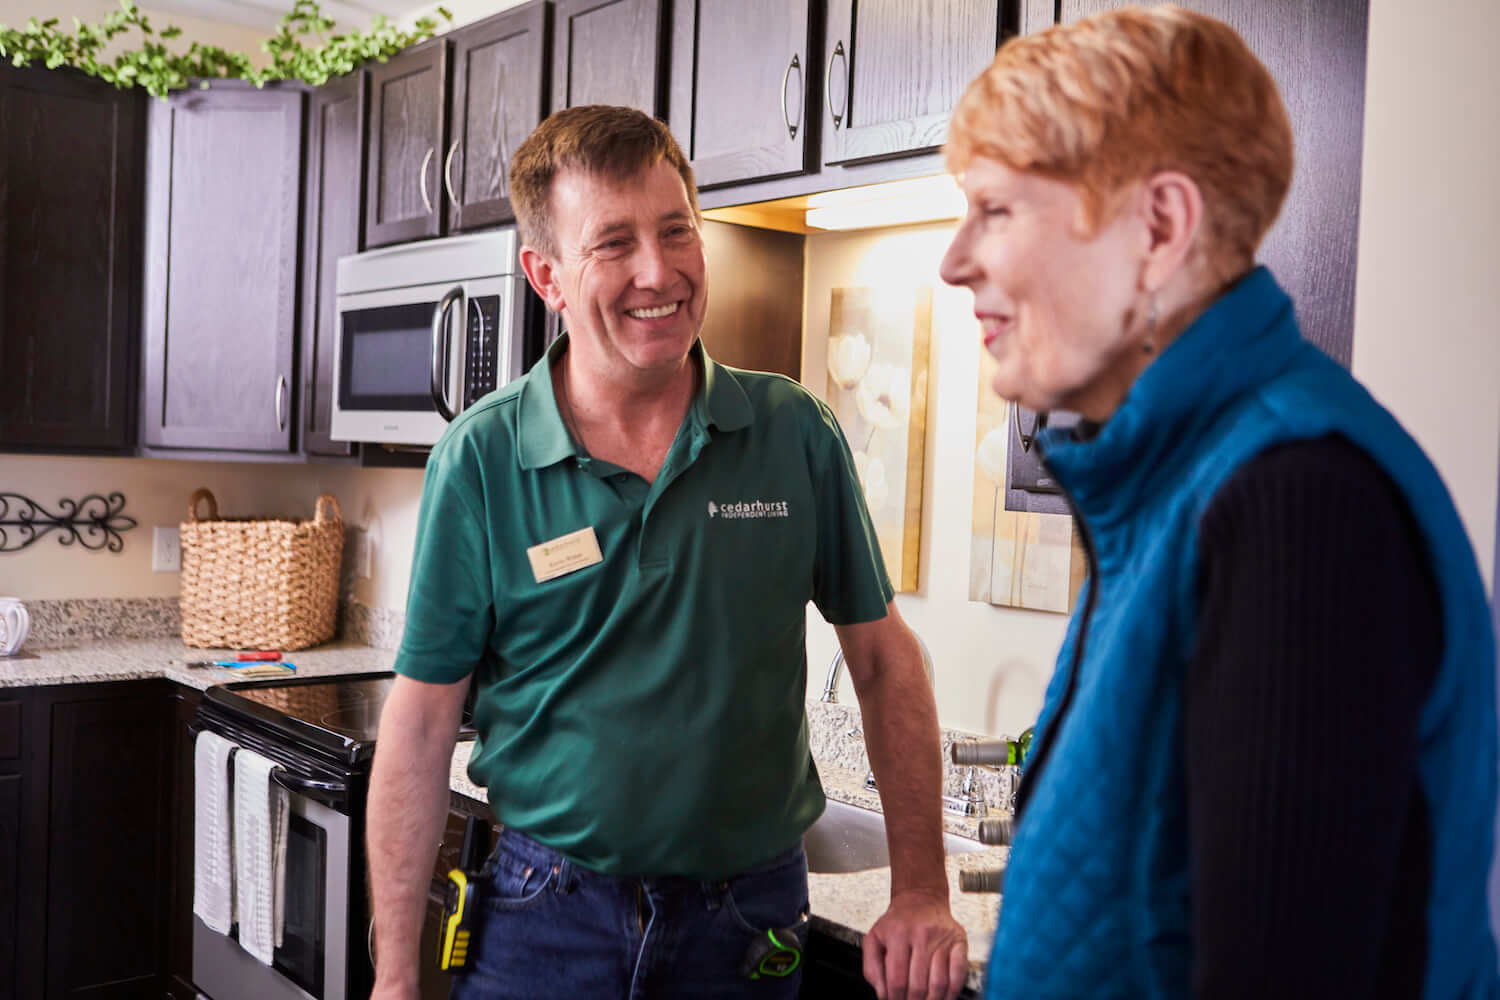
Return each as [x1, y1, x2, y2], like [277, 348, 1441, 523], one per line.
[0, 0, 452, 98]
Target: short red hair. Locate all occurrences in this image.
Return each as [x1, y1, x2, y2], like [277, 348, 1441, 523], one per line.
[947, 5, 1293, 286]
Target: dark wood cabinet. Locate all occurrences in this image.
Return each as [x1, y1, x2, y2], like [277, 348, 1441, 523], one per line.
[302, 71, 368, 458]
[0, 696, 27, 1000]
[1, 682, 173, 999]
[822, 0, 1006, 166]
[448, 0, 551, 231]
[1054, 0, 1367, 364]
[669, 0, 816, 189]
[141, 83, 305, 454]
[551, 0, 666, 115]
[0, 66, 143, 453]
[366, 41, 449, 248]
[44, 684, 173, 998]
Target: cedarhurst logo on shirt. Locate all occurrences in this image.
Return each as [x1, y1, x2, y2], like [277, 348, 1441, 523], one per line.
[707, 499, 791, 520]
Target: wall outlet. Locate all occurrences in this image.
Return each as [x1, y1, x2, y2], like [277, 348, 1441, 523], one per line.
[151, 526, 181, 572]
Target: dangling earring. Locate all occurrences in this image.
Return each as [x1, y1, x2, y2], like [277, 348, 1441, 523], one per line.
[1142, 292, 1159, 355]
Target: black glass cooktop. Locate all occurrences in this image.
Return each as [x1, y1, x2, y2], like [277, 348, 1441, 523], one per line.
[203, 670, 475, 767]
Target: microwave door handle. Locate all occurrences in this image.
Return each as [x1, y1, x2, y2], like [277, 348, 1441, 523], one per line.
[431, 285, 464, 421]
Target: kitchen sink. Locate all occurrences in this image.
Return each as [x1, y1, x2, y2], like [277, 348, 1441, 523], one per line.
[803, 799, 984, 874]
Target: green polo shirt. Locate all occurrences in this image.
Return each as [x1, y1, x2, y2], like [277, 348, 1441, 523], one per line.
[394, 335, 893, 879]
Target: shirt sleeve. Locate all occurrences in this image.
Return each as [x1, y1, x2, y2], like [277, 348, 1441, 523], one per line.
[1185, 434, 1440, 998]
[807, 395, 895, 625]
[392, 435, 495, 684]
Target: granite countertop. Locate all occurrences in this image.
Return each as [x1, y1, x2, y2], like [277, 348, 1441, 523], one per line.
[0, 636, 396, 690]
[446, 742, 1004, 992]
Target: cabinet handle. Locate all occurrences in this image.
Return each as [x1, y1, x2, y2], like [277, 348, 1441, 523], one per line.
[827, 40, 847, 130]
[443, 140, 459, 207]
[782, 53, 803, 141]
[275, 374, 287, 432]
[419, 146, 435, 216]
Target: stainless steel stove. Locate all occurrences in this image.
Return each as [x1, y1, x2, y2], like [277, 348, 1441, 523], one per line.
[190, 671, 446, 1000]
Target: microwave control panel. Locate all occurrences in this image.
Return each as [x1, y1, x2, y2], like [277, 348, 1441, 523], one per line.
[464, 295, 502, 408]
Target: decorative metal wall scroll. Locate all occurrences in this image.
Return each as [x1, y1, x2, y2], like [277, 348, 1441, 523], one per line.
[0, 492, 137, 553]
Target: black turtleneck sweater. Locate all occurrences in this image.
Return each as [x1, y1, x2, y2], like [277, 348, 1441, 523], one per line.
[1186, 433, 1440, 998]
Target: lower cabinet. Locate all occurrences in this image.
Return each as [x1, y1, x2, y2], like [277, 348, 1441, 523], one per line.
[1, 680, 174, 999]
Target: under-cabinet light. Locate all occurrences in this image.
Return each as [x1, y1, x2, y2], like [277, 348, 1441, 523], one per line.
[803, 175, 966, 231]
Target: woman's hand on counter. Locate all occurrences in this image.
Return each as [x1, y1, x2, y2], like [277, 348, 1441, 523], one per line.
[861, 887, 969, 1000]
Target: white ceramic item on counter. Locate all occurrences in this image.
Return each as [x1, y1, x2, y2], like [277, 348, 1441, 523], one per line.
[0, 597, 30, 656]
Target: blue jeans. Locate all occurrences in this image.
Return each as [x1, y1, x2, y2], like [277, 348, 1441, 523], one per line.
[449, 827, 809, 999]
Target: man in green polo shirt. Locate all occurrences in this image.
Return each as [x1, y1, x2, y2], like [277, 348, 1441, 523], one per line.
[367, 105, 967, 1000]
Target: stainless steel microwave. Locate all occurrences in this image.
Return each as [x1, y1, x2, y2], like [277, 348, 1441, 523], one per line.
[330, 230, 546, 447]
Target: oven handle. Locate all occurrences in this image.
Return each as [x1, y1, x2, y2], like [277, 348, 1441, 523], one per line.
[431, 284, 464, 422]
[188, 722, 352, 809]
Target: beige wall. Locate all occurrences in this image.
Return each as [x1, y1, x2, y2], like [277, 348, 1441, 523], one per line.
[1350, 0, 1500, 585]
[799, 224, 1067, 738]
[0, 455, 349, 599]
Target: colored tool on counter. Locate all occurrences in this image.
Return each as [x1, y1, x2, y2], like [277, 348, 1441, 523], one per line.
[742, 916, 807, 980]
[236, 650, 283, 661]
[438, 816, 491, 973]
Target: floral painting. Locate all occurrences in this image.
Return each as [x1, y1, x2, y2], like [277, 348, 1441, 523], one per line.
[826, 286, 933, 592]
[970, 343, 1088, 612]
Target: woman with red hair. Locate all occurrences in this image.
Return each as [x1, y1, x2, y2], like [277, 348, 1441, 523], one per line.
[941, 6, 1498, 997]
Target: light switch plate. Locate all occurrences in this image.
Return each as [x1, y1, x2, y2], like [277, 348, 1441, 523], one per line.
[151, 526, 181, 572]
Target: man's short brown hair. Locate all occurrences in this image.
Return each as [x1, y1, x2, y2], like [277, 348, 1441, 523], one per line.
[947, 5, 1293, 287]
[509, 105, 700, 256]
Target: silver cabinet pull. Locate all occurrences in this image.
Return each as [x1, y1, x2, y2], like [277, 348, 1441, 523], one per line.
[827, 40, 847, 129]
[419, 146, 435, 216]
[430, 285, 464, 422]
[443, 140, 459, 207]
[275, 374, 287, 432]
[782, 53, 803, 140]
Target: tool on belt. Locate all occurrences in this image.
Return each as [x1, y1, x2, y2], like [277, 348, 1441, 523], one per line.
[437, 816, 491, 973]
[741, 913, 809, 981]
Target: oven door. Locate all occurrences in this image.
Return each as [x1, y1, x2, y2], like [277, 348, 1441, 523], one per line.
[193, 776, 352, 1000]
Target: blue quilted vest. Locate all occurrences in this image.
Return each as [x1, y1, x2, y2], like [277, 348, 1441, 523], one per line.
[983, 268, 1498, 998]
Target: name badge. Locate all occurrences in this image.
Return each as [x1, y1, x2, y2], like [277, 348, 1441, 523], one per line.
[526, 526, 603, 583]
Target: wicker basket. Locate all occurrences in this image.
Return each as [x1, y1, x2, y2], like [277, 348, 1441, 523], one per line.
[179, 488, 344, 651]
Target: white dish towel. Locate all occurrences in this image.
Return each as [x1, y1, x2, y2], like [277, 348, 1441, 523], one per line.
[192, 731, 236, 935]
[233, 747, 289, 966]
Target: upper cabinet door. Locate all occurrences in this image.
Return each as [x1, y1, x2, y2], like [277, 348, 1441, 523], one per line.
[552, 0, 666, 116]
[301, 71, 366, 458]
[822, 0, 1004, 166]
[448, 0, 551, 231]
[141, 85, 303, 453]
[1058, 0, 1367, 365]
[0, 67, 143, 452]
[668, 0, 814, 189]
[366, 41, 448, 248]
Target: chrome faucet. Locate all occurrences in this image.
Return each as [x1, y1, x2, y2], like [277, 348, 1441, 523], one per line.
[820, 633, 935, 704]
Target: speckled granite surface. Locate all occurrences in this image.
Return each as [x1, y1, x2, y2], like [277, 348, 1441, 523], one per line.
[24, 597, 181, 648]
[0, 635, 396, 689]
[447, 706, 1006, 990]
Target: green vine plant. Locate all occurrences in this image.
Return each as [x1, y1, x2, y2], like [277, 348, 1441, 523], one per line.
[0, 0, 453, 98]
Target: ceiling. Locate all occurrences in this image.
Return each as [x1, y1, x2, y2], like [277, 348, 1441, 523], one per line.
[144, 0, 416, 32]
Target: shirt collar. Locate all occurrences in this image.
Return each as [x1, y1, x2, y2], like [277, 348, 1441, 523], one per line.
[516, 335, 754, 470]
